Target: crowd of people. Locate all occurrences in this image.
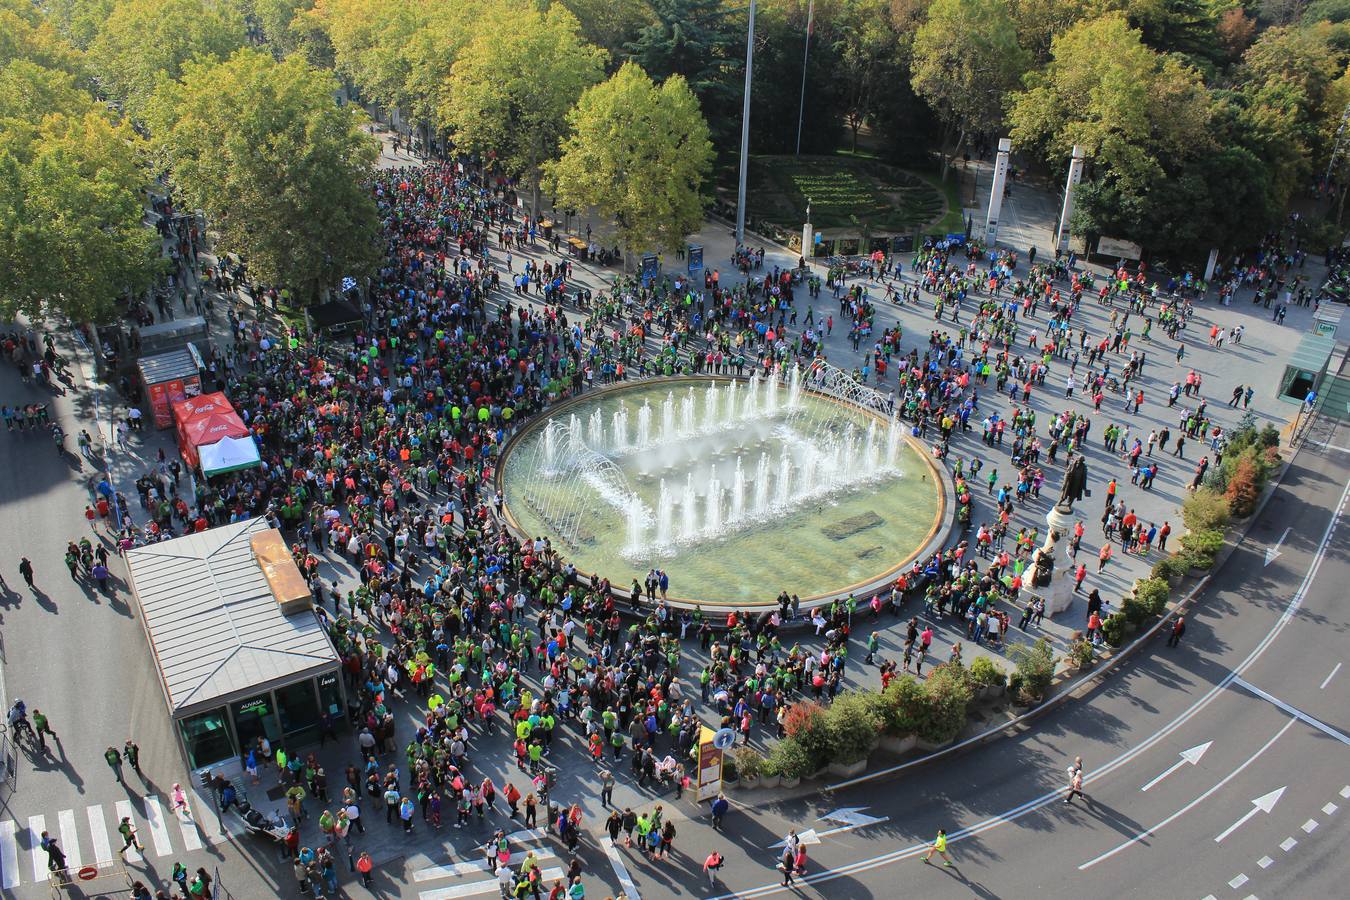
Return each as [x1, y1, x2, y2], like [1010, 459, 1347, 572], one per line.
[55, 145, 1297, 899]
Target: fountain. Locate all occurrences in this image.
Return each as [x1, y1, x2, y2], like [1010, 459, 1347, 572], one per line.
[501, 376, 942, 605]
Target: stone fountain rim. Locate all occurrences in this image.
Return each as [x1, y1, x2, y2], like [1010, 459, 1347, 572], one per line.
[494, 373, 955, 614]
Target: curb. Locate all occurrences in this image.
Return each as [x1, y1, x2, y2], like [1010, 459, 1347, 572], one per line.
[766, 454, 1296, 794]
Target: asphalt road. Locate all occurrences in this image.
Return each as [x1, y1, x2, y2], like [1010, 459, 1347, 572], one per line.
[0, 352, 230, 896]
[641, 421, 1350, 900]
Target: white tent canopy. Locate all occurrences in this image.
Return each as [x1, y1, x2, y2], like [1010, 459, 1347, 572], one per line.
[198, 435, 260, 476]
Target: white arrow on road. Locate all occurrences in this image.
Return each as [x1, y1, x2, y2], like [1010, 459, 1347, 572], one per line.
[1264, 527, 1292, 566]
[1214, 787, 1286, 843]
[1140, 741, 1213, 791]
[769, 808, 890, 848]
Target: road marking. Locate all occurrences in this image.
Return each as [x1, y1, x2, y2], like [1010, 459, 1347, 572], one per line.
[1229, 873, 1248, 889]
[1320, 662, 1342, 690]
[418, 867, 563, 900]
[1263, 527, 1291, 566]
[0, 819, 18, 889]
[1257, 855, 1274, 869]
[1232, 677, 1350, 745]
[28, 815, 48, 883]
[414, 848, 557, 882]
[1301, 819, 1318, 833]
[1141, 741, 1212, 791]
[1342, 786, 1350, 799]
[1324, 802, 1339, 815]
[1215, 787, 1285, 843]
[114, 800, 142, 862]
[142, 797, 173, 857]
[57, 809, 81, 870]
[705, 478, 1350, 900]
[604, 840, 641, 899]
[87, 805, 112, 864]
[1280, 837, 1297, 851]
[178, 805, 203, 852]
[1080, 719, 1295, 869]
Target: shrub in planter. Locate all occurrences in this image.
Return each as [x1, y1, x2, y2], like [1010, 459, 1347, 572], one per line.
[1180, 529, 1225, 569]
[1151, 555, 1187, 582]
[765, 737, 816, 781]
[1183, 488, 1231, 533]
[969, 655, 1006, 689]
[822, 692, 884, 764]
[1121, 595, 1150, 626]
[1006, 670, 1025, 700]
[914, 662, 973, 744]
[1224, 453, 1262, 518]
[1134, 577, 1170, 617]
[881, 675, 925, 735]
[1064, 636, 1095, 669]
[1101, 612, 1126, 647]
[1009, 637, 1055, 701]
[733, 746, 765, 781]
[782, 700, 830, 769]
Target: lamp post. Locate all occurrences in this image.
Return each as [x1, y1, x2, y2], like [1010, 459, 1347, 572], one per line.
[735, 0, 757, 247]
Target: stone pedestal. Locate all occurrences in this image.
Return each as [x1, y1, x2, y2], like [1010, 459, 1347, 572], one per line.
[1042, 504, 1076, 615]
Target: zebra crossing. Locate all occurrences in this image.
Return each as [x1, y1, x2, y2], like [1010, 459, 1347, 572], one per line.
[413, 830, 561, 900]
[0, 794, 217, 890]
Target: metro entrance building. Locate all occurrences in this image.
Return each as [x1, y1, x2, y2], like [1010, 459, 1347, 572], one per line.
[125, 517, 343, 770]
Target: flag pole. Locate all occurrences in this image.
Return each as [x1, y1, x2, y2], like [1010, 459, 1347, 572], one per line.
[795, 0, 814, 157]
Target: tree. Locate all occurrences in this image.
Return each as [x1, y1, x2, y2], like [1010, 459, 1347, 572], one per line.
[89, 0, 247, 114]
[912, 0, 1029, 173]
[560, 0, 655, 63]
[0, 110, 161, 322]
[626, 0, 744, 146]
[0, 0, 86, 75]
[442, 2, 606, 213]
[545, 62, 713, 256]
[41, 0, 116, 50]
[146, 49, 380, 303]
[1010, 14, 1211, 193]
[835, 0, 907, 153]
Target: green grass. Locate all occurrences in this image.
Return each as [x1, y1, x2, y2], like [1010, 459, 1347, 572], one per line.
[915, 168, 966, 235]
[742, 154, 945, 235]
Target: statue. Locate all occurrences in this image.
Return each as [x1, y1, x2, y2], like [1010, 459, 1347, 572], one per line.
[1057, 454, 1088, 511]
[1030, 530, 1060, 587]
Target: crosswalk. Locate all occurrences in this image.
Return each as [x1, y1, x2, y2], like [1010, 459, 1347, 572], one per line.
[413, 831, 561, 900]
[0, 795, 210, 890]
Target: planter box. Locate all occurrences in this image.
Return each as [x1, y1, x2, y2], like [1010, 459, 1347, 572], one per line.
[879, 733, 918, 755]
[780, 775, 801, 789]
[806, 765, 830, 781]
[759, 773, 781, 789]
[827, 758, 868, 778]
[740, 775, 760, 790]
[915, 735, 955, 753]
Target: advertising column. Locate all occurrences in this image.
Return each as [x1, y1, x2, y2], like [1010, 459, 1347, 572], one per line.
[696, 727, 725, 802]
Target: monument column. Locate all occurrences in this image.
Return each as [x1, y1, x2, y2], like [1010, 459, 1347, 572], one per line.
[984, 138, 1012, 247]
[1055, 146, 1085, 256]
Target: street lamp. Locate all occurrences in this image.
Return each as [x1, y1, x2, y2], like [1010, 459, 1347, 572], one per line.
[735, 0, 757, 247]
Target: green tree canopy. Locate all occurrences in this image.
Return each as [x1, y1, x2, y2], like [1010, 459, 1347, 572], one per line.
[89, 0, 248, 114]
[146, 49, 380, 303]
[441, 2, 605, 209]
[545, 62, 713, 255]
[912, 0, 1030, 165]
[0, 110, 160, 322]
[625, 0, 743, 144]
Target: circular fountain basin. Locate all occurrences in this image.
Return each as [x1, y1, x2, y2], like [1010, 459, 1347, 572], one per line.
[497, 376, 950, 609]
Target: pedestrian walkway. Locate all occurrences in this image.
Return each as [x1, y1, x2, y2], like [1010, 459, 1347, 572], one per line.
[0, 794, 214, 890]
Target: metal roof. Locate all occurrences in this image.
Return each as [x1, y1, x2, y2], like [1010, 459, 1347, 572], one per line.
[126, 518, 338, 719]
[137, 347, 199, 383]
